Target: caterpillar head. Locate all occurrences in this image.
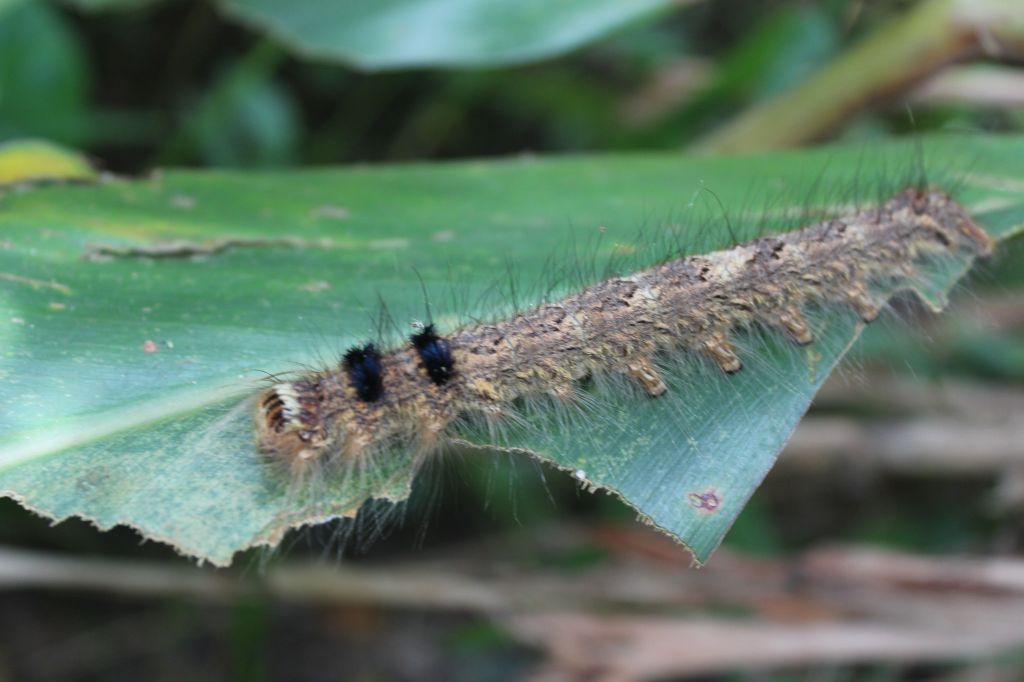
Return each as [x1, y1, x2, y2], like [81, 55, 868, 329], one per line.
[255, 343, 391, 470]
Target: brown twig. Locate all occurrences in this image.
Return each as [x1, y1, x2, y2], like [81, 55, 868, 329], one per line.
[911, 64, 1024, 107]
[782, 415, 1024, 475]
[509, 614, 1024, 682]
[2, 533, 1024, 677]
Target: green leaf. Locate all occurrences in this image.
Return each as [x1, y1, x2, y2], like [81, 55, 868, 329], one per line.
[0, 0, 26, 19]
[0, 1, 91, 145]
[220, 0, 676, 69]
[0, 138, 96, 185]
[1, 134, 1022, 565]
[157, 42, 297, 167]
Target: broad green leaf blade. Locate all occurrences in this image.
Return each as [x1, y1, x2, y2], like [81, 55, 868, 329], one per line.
[220, 0, 676, 69]
[1, 134, 1022, 565]
[0, 0, 26, 18]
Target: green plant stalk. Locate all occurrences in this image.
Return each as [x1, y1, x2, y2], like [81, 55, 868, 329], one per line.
[693, 0, 1024, 154]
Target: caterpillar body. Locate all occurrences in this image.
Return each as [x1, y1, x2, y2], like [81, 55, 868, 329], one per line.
[255, 188, 991, 475]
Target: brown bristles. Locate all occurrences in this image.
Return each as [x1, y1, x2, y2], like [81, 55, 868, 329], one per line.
[254, 188, 992, 471]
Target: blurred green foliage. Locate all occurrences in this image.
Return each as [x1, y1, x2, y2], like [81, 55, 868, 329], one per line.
[3, 0, 1021, 171]
[220, 0, 677, 69]
[0, 1, 90, 144]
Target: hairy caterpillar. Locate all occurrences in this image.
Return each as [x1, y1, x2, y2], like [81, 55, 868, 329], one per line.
[255, 187, 992, 483]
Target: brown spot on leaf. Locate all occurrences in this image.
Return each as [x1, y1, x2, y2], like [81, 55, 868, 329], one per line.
[82, 236, 334, 261]
[688, 489, 722, 512]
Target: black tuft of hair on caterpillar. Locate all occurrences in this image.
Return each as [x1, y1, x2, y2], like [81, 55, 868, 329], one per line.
[343, 343, 384, 402]
[410, 324, 454, 386]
